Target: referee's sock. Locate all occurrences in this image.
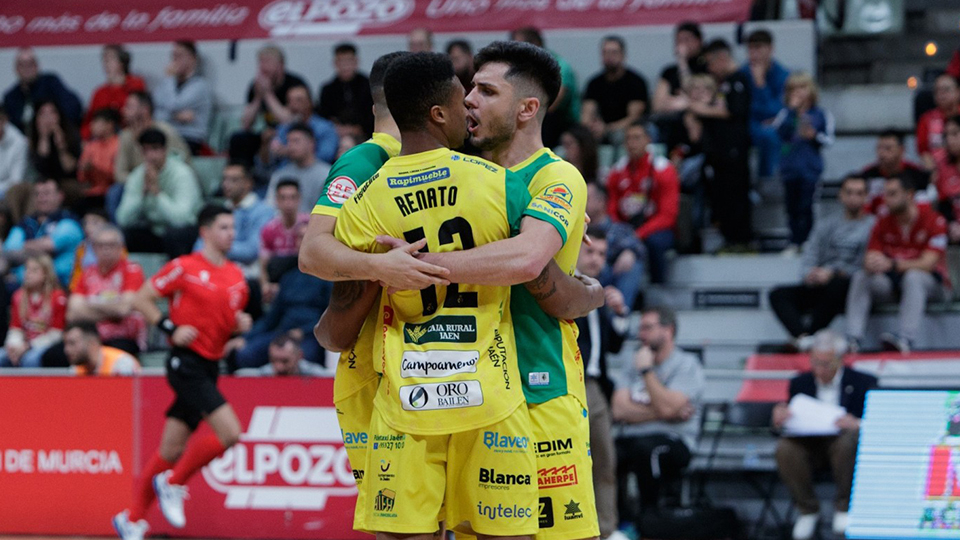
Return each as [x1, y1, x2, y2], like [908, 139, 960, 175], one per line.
[130, 453, 174, 521]
[169, 434, 226, 486]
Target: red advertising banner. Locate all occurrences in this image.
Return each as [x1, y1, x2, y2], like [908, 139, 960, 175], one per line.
[0, 0, 751, 48]
[0, 377, 135, 536]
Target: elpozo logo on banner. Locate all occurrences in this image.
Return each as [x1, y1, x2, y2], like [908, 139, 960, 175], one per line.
[201, 406, 357, 510]
[258, 0, 415, 36]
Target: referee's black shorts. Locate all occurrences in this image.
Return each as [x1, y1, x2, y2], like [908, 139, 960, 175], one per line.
[165, 347, 227, 430]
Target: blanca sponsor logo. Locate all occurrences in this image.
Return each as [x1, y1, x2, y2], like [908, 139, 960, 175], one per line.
[374, 488, 396, 514]
[259, 0, 414, 36]
[325, 176, 357, 205]
[399, 381, 483, 411]
[404, 315, 477, 344]
[563, 499, 583, 520]
[353, 469, 364, 481]
[400, 350, 478, 378]
[539, 464, 578, 489]
[483, 431, 529, 452]
[387, 167, 450, 188]
[539, 497, 555, 528]
[478, 467, 531, 489]
[477, 501, 534, 521]
[535, 438, 573, 457]
[202, 406, 356, 511]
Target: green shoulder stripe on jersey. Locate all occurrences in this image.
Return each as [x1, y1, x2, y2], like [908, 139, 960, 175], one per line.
[314, 140, 392, 210]
[504, 169, 531, 236]
[513, 152, 569, 244]
[511, 151, 560, 183]
[511, 285, 567, 403]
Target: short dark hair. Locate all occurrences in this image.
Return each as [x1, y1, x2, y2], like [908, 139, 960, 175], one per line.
[474, 41, 561, 110]
[840, 173, 867, 189]
[370, 51, 410, 110]
[676, 21, 702, 41]
[446, 39, 472, 56]
[66, 320, 100, 339]
[384, 52, 457, 131]
[271, 331, 303, 350]
[886, 175, 916, 192]
[642, 305, 678, 337]
[225, 161, 253, 182]
[137, 127, 166, 148]
[91, 107, 121, 126]
[103, 44, 132, 75]
[175, 40, 197, 58]
[276, 178, 301, 193]
[746, 29, 773, 45]
[287, 122, 315, 140]
[585, 224, 607, 242]
[602, 35, 626, 53]
[128, 90, 153, 115]
[628, 119, 650, 133]
[197, 204, 232, 229]
[946, 114, 960, 129]
[510, 26, 544, 47]
[83, 206, 109, 222]
[334, 42, 357, 56]
[879, 128, 905, 146]
[703, 38, 732, 55]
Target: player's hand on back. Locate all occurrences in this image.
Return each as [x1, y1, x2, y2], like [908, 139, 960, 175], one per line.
[373, 236, 451, 291]
[171, 325, 199, 347]
[235, 312, 253, 334]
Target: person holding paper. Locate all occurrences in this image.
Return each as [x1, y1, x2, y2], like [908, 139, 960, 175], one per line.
[771, 329, 878, 540]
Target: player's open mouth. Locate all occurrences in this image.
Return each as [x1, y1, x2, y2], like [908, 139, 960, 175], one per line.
[466, 114, 479, 133]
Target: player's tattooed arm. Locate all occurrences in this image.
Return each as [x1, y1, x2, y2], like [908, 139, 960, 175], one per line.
[525, 260, 605, 320]
[314, 280, 382, 352]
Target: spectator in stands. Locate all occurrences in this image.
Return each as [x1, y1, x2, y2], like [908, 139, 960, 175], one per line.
[408, 28, 434, 53]
[0, 253, 67, 367]
[3, 47, 82, 132]
[114, 91, 191, 186]
[260, 179, 309, 303]
[698, 38, 753, 248]
[81, 44, 146, 140]
[582, 36, 649, 145]
[317, 43, 374, 139]
[65, 321, 140, 376]
[510, 26, 580, 148]
[605, 121, 679, 283]
[773, 73, 835, 250]
[236, 226, 330, 369]
[652, 21, 707, 115]
[116, 128, 202, 259]
[0, 108, 28, 197]
[447, 40, 475, 93]
[560, 125, 600, 184]
[917, 73, 960, 169]
[666, 74, 714, 248]
[153, 40, 213, 155]
[237, 332, 326, 376]
[845, 175, 949, 353]
[66, 224, 146, 356]
[77, 108, 121, 210]
[576, 227, 629, 540]
[587, 182, 646, 310]
[271, 85, 338, 166]
[772, 329, 878, 540]
[29, 100, 81, 180]
[197, 163, 274, 277]
[612, 305, 704, 520]
[740, 29, 789, 181]
[934, 115, 960, 242]
[860, 130, 929, 214]
[265, 124, 330, 214]
[769, 174, 874, 349]
[231, 44, 308, 169]
[70, 209, 111, 284]
[2, 178, 83, 286]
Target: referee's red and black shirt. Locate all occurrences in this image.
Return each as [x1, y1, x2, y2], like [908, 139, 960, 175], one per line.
[152, 253, 249, 360]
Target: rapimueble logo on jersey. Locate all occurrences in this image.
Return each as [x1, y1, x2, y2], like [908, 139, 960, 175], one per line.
[201, 407, 356, 511]
[403, 315, 477, 344]
[387, 167, 450, 189]
[326, 176, 358, 205]
[399, 381, 483, 411]
[538, 465, 578, 489]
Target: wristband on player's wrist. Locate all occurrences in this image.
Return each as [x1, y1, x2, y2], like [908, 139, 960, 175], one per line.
[157, 317, 178, 336]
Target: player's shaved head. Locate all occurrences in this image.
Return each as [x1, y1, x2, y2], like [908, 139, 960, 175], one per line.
[384, 52, 458, 131]
[370, 51, 410, 111]
[474, 41, 561, 115]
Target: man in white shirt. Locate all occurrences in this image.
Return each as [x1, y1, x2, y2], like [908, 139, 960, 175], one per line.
[0, 108, 28, 197]
[771, 329, 878, 540]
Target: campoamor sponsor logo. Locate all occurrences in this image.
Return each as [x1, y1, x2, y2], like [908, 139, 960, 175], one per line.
[202, 406, 357, 510]
[400, 350, 479, 378]
[258, 0, 414, 36]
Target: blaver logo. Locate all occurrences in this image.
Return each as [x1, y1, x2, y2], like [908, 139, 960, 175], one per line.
[202, 406, 357, 511]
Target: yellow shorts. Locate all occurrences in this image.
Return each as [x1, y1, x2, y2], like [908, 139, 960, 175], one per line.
[361, 402, 538, 537]
[335, 376, 379, 533]
[529, 395, 599, 540]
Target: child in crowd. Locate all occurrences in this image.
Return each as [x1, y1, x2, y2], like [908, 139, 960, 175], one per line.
[0, 254, 67, 367]
[773, 72, 834, 252]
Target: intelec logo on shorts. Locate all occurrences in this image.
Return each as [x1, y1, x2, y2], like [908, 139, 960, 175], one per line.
[201, 407, 357, 511]
[477, 501, 533, 521]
